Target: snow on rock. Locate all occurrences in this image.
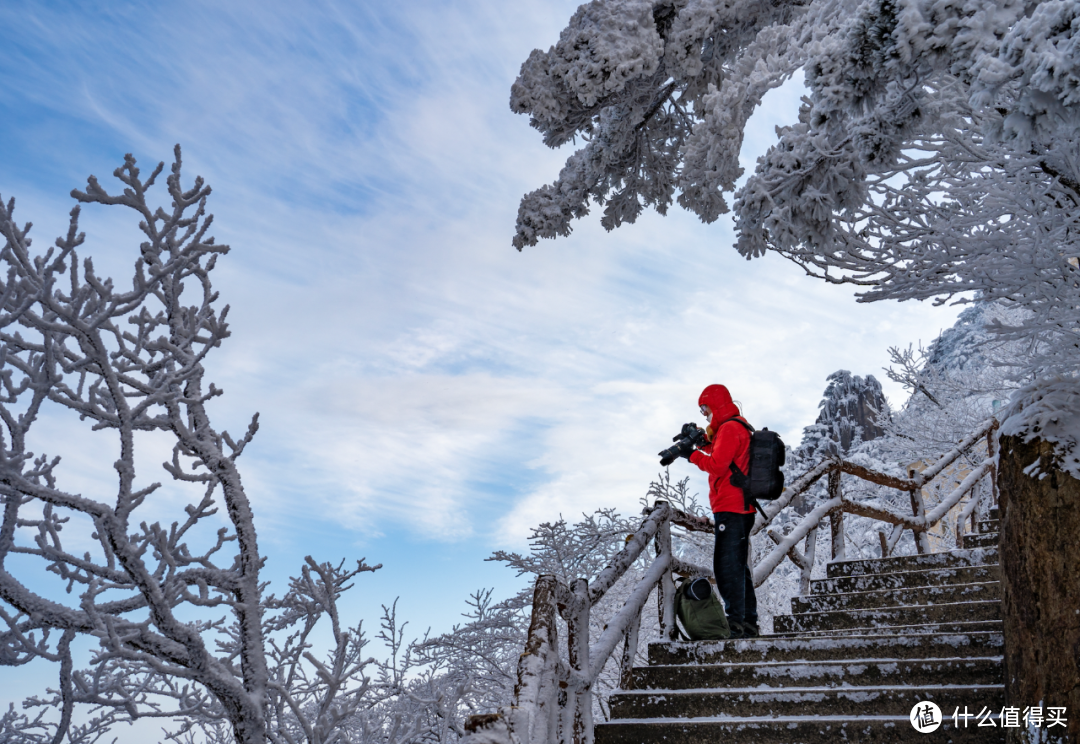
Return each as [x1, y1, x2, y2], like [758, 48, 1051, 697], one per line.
[1000, 376, 1080, 481]
[797, 370, 889, 459]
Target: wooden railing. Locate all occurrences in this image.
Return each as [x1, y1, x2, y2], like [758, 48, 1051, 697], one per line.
[464, 418, 999, 744]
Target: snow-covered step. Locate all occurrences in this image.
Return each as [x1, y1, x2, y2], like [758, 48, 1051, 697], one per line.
[596, 537, 1003, 743]
[595, 716, 1004, 743]
[768, 619, 1003, 638]
[629, 656, 1002, 690]
[773, 599, 1001, 634]
[977, 518, 1000, 534]
[826, 548, 997, 578]
[607, 683, 1004, 720]
[810, 564, 999, 594]
[648, 631, 1004, 665]
[963, 532, 998, 549]
[793, 581, 999, 613]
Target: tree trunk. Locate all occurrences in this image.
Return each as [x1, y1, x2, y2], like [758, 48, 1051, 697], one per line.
[998, 434, 1080, 743]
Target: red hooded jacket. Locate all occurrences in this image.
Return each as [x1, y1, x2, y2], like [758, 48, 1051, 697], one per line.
[688, 384, 754, 515]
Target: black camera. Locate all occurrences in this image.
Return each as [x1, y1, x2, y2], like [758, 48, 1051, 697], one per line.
[658, 423, 709, 466]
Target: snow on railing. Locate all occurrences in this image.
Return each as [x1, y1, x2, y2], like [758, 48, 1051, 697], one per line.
[463, 418, 999, 744]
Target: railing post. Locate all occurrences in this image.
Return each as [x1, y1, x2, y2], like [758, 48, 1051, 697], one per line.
[886, 523, 904, 556]
[958, 483, 979, 548]
[957, 501, 966, 549]
[908, 468, 931, 554]
[879, 529, 889, 558]
[511, 574, 559, 744]
[566, 578, 592, 744]
[986, 424, 1000, 506]
[827, 468, 846, 562]
[970, 482, 979, 532]
[800, 526, 818, 595]
[653, 501, 676, 641]
[618, 609, 641, 691]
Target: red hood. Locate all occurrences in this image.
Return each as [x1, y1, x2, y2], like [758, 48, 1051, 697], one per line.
[698, 384, 740, 428]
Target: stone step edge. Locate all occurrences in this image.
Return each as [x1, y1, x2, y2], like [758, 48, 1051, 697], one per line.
[784, 597, 1000, 619]
[773, 608, 1002, 633]
[635, 655, 1005, 673]
[766, 620, 1003, 638]
[809, 566, 1000, 594]
[612, 683, 1004, 697]
[599, 714, 986, 725]
[650, 629, 1005, 648]
[826, 547, 998, 576]
[647, 633, 1005, 658]
[800, 580, 1000, 605]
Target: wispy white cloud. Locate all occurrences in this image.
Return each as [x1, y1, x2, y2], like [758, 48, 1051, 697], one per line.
[0, 0, 963, 608]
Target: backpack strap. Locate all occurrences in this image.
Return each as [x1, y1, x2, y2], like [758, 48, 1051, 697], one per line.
[719, 416, 755, 434]
[717, 417, 765, 518]
[718, 417, 754, 484]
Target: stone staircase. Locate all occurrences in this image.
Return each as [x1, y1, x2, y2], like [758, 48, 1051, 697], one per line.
[596, 508, 1004, 743]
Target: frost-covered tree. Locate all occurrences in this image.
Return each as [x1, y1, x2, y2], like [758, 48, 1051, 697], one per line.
[0, 150, 277, 744]
[880, 302, 1023, 460]
[406, 510, 648, 731]
[483, 507, 658, 721]
[513, 8, 1080, 730]
[511, 0, 1080, 389]
[420, 493, 721, 727]
[0, 151, 466, 744]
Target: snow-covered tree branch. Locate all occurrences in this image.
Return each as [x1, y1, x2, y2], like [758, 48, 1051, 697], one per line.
[513, 0, 1080, 437]
[0, 148, 278, 743]
[0, 150, 444, 744]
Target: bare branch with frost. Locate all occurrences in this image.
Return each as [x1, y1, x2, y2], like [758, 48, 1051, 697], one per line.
[0, 151, 473, 744]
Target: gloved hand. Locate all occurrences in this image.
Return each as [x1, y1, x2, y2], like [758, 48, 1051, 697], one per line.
[659, 423, 709, 466]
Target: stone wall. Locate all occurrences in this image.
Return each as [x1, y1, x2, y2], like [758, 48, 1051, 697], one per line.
[998, 434, 1080, 743]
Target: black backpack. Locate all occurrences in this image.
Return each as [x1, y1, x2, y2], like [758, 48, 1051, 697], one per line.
[722, 418, 786, 507]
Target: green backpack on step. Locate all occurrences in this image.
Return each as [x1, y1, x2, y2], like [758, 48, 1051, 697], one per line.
[674, 577, 731, 641]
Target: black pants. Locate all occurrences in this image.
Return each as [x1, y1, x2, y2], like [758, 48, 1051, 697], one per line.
[713, 511, 759, 629]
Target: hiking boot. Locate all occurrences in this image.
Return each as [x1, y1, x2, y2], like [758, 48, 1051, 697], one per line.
[728, 621, 760, 639]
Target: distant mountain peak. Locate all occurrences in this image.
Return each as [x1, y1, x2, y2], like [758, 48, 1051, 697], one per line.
[799, 370, 889, 458]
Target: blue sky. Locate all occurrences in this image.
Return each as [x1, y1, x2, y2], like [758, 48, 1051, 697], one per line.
[0, 0, 964, 714]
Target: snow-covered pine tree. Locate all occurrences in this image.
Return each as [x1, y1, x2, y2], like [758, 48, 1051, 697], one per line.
[787, 370, 888, 512]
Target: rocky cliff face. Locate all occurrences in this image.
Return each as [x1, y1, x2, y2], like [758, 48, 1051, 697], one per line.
[787, 371, 889, 515]
[797, 370, 889, 459]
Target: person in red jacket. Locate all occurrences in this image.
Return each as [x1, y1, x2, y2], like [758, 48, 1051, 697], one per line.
[687, 384, 760, 639]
